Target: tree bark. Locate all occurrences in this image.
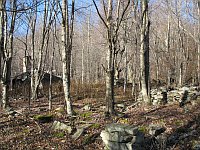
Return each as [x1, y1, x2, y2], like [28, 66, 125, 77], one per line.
[105, 0, 115, 114]
[140, 0, 150, 104]
[0, 0, 16, 109]
[197, 1, 200, 84]
[61, 0, 75, 116]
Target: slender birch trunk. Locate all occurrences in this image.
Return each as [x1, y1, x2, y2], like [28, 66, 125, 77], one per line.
[61, 0, 75, 115]
[87, 9, 91, 83]
[0, 0, 17, 109]
[30, 0, 37, 100]
[0, 0, 4, 108]
[81, 32, 84, 84]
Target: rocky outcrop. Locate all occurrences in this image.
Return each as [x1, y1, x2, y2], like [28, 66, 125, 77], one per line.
[100, 123, 168, 150]
[100, 124, 145, 150]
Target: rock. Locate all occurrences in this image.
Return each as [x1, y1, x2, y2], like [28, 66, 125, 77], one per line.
[55, 107, 64, 112]
[7, 110, 17, 116]
[149, 124, 166, 137]
[101, 124, 145, 150]
[72, 124, 92, 140]
[104, 141, 133, 150]
[83, 104, 91, 111]
[131, 133, 145, 144]
[54, 107, 64, 117]
[105, 124, 139, 135]
[101, 130, 133, 142]
[100, 106, 106, 110]
[51, 121, 72, 134]
[34, 114, 53, 123]
[116, 103, 125, 109]
[72, 128, 84, 140]
[180, 86, 189, 92]
[194, 144, 200, 150]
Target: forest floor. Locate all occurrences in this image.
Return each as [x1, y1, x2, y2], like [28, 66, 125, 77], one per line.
[0, 91, 200, 150]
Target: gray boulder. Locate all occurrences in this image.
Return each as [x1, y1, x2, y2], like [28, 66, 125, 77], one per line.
[194, 144, 200, 150]
[51, 121, 72, 134]
[72, 124, 92, 140]
[101, 124, 145, 150]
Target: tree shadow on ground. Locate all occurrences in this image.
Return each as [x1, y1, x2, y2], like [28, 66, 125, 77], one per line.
[166, 114, 200, 149]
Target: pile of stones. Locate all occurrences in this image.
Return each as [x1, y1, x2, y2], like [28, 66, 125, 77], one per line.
[137, 86, 200, 106]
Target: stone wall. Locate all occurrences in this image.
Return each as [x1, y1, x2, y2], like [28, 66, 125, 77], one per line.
[137, 86, 200, 105]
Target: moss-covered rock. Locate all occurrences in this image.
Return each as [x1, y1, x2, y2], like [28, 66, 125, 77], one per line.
[34, 114, 53, 123]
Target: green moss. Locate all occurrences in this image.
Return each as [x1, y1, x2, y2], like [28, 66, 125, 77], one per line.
[80, 112, 93, 118]
[118, 118, 129, 124]
[53, 132, 65, 138]
[23, 129, 30, 134]
[158, 119, 164, 123]
[83, 135, 91, 145]
[174, 120, 184, 126]
[138, 126, 148, 134]
[34, 114, 53, 123]
[91, 123, 100, 129]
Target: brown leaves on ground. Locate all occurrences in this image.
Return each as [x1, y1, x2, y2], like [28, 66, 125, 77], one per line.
[0, 97, 200, 150]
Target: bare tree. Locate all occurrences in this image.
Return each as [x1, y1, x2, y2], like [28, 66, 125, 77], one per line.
[197, 0, 200, 84]
[93, 0, 130, 115]
[140, 0, 150, 104]
[61, 0, 75, 115]
[0, 0, 17, 109]
[30, 0, 57, 100]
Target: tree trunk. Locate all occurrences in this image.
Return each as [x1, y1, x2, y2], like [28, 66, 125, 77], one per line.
[93, 0, 130, 115]
[87, 9, 91, 83]
[0, 0, 16, 109]
[105, 0, 115, 115]
[166, 0, 171, 87]
[0, 0, 4, 108]
[140, 0, 150, 104]
[1, 59, 12, 109]
[30, 0, 37, 100]
[197, 1, 200, 85]
[61, 0, 74, 116]
[81, 31, 84, 84]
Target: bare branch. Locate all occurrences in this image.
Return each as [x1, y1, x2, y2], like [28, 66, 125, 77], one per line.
[115, 0, 130, 35]
[92, 0, 108, 28]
